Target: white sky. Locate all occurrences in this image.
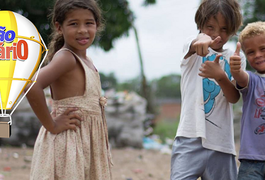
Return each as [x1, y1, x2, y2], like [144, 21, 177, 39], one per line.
[87, 0, 236, 82]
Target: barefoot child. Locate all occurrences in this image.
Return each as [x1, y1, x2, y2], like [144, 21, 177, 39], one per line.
[170, 0, 246, 179]
[25, 0, 112, 179]
[230, 21, 265, 180]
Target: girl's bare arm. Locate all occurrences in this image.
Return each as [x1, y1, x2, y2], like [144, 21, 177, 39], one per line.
[25, 51, 82, 134]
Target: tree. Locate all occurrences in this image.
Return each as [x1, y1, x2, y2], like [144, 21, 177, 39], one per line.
[152, 74, 181, 99]
[99, 72, 118, 90]
[1, 0, 156, 51]
[132, 25, 151, 111]
[117, 77, 142, 93]
[1, 0, 54, 48]
[241, 0, 265, 28]
[1, 0, 157, 113]
[239, 0, 265, 70]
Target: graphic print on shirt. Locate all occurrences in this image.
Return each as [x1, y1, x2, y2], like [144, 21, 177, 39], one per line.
[202, 54, 232, 128]
[254, 93, 265, 135]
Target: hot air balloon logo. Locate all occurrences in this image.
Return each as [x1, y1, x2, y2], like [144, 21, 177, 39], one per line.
[0, 11, 48, 138]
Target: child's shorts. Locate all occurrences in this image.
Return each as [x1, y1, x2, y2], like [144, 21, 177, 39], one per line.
[237, 159, 265, 180]
[170, 137, 237, 180]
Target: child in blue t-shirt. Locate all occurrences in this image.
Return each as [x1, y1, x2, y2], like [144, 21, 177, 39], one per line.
[170, 0, 246, 180]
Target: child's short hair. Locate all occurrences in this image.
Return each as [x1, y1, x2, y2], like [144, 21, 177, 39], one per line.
[239, 21, 265, 46]
[195, 0, 242, 35]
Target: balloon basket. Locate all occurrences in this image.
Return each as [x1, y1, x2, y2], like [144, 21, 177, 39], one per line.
[0, 115, 11, 138]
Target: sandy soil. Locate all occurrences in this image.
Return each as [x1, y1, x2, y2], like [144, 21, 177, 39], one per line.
[0, 147, 171, 180]
[0, 142, 240, 180]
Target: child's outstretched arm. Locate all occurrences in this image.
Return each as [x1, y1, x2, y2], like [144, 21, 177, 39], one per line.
[230, 42, 248, 88]
[24, 52, 82, 134]
[199, 54, 240, 103]
[184, 33, 221, 59]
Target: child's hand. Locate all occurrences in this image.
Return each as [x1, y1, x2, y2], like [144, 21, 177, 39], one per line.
[199, 54, 225, 80]
[50, 108, 83, 134]
[193, 33, 221, 57]
[230, 42, 242, 73]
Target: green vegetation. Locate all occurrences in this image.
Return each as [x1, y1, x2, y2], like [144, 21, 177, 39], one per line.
[152, 119, 179, 143]
[1, 0, 156, 52]
[152, 74, 181, 99]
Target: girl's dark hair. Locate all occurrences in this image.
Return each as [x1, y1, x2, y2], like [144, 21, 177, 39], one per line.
[195, 0, 242, 36]
[46, 0, 104, 63]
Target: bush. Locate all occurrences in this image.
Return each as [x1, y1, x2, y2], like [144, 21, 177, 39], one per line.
[152, 119, 179, 143]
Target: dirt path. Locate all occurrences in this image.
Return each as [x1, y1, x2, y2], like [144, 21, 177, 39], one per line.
[0, 142, 240, 180]
[0, 147, 171, 180]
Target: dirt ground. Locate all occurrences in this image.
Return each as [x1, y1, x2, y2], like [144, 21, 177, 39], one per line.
[0, 142, 240, 180]
[0, 147, 171, 180]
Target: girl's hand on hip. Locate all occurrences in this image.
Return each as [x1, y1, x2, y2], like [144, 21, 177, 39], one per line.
[50, 108, 83, 134]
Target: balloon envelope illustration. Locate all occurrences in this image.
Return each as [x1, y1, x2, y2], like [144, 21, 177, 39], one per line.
[0, 11, 47, 138]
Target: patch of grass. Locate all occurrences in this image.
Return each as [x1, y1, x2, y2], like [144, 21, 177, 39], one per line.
[152, 119, 179, 143]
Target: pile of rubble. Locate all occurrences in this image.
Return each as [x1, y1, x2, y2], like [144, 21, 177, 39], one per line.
[1, 90, 149, 149]
[105, 90, 147, 148]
